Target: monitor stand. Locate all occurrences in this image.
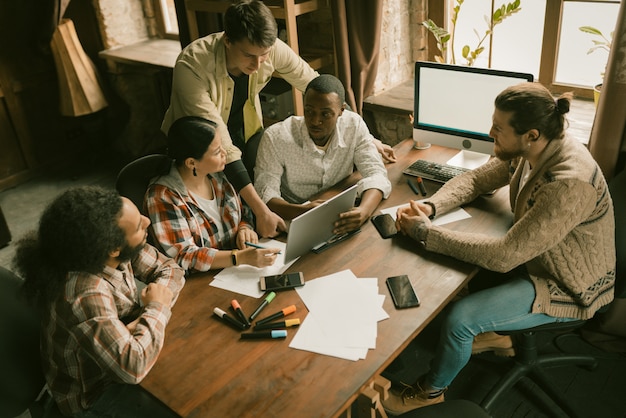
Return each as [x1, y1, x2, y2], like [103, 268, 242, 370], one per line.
[446, 149, 490, 170]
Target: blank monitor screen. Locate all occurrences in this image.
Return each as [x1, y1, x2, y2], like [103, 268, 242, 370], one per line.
[414, 61, 534, 156]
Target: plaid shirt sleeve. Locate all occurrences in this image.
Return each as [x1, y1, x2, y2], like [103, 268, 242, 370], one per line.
[131, 244, 185, 305]
[145, 184, 220, 272]
[69, 271, 172, 386]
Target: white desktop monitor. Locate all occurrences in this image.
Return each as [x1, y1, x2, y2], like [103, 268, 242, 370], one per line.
[413, 61, 534, 168]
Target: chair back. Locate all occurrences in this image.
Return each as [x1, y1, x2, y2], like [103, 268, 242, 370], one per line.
[0, 267, 45, 418]
[116, 154, 171, 215]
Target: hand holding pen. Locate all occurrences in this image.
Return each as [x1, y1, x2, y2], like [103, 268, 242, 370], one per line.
[236, 246, 280, 268]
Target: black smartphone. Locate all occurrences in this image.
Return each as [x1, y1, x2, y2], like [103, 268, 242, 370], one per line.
[259, 272, 305, 292]
[371, 213, 397, 239]
[386, 275, 420, 309]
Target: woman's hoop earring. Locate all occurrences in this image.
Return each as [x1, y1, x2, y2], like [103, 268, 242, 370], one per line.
[193, 167, 197, 177]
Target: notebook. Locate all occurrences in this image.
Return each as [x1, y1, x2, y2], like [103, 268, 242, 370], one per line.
[283, 184, 359, 262]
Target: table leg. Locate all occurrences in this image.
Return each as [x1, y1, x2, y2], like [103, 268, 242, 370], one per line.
[352, 375, 390, 418]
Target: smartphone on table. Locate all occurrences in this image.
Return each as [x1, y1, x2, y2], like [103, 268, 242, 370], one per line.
[259, 272, 305, 292]
[371, 213, 397, 239]
[386, 275, 420, 309]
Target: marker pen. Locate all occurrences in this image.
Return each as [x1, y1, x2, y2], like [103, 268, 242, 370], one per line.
[407, 179, 420, 195]
[240, 330, 288, 340]
[255, 305, 297, 326]
[249, 291, 276, 322]
[254, 318, 300, 331]
[230, 299, 251, 327]
[416, 177, 427, 196]
[213, 307, 247, 330]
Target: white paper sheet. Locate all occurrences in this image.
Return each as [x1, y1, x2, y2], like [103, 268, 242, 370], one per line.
[210, 239, 298, 298]
[289, 270, 388, 361]
[380, 203, 471, 226]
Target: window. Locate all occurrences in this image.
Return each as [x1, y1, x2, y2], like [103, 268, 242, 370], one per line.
[154, 0, 179, 40]
[430, 0, 619, 99]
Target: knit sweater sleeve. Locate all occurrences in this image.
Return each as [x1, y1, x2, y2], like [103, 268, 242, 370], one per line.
[423, 179, 597, 273]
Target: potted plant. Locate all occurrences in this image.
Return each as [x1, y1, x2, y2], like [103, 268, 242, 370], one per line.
[579, 25, 613, 106]
[422, 0, 522, 67]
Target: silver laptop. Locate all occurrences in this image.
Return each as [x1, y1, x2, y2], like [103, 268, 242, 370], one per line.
[283, 185, 359, 262]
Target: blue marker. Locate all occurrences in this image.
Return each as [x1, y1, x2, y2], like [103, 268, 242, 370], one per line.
[240, 330, 288, 340]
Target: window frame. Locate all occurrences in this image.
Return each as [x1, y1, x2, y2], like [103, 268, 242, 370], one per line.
[153, 0, 179, 40]
[428, 0, 618, 100]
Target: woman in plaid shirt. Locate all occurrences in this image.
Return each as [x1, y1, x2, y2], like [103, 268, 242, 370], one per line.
[145, 116, 280, 272]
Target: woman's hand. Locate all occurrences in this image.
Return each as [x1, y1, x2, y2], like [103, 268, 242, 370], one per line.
[238, 247, 280, 268]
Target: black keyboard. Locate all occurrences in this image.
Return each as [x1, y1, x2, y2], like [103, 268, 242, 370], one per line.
[403, 159, 470, 183]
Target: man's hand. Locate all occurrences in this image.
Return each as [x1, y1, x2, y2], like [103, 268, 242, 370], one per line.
[374, 139, 397, 163]
[140, 283, 173, 307]
[256, 210, 287, 238]
[236, 227, 258, 249]
[396, 200, 432, 241]
[333, 207, 368, 235]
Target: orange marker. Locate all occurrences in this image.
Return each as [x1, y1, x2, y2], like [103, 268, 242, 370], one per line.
[231, 299, 251, 328]
[416, 176, 427, 196]
[255, 305, 297, 325]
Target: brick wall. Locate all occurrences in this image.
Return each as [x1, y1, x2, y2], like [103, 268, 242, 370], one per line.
[375, 0, 427, 94]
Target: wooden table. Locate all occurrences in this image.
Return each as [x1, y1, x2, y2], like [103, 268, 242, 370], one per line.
[140, 140, 513, 417]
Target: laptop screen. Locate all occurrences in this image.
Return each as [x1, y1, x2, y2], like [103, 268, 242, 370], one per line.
[283, 185, 358, 262]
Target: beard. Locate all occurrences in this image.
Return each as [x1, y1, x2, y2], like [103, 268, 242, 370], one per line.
[494, 139, 527, 161]
[117, 241, 146, 263]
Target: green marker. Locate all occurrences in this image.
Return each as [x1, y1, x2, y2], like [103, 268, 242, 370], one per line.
[249, 291, 276, 322]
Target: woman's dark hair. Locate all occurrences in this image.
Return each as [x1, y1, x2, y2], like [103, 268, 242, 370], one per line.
[14, 186, 126, 307]
[224, 0, 277, 48]
[305, 74, 346, 106]
[167, 116, 219, 166]
[494, 82, 572, 141]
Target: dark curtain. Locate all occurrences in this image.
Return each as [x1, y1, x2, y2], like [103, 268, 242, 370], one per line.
[588, 0, 626, 180]
[330, 0, 383, 115]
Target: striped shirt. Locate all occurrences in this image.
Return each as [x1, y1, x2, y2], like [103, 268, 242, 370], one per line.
[42, 245, 185, 415]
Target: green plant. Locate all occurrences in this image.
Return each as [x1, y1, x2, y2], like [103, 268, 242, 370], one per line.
[422, 0, 522, 67]
[579, 26, 613, 78]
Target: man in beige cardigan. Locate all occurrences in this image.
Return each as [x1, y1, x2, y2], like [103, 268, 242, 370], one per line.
[383, 82, 615, 415]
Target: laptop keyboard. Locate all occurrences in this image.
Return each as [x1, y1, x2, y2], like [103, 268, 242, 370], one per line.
[403, 159, 470, 183]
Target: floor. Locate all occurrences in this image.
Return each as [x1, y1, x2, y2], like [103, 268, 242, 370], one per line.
[2, 142, 625, 418]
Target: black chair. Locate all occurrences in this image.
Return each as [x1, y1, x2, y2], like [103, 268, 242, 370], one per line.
[115, 154, 171, 215]
[479, 169, 626, 417]
[479, 321, 596, 417]
[399, 399, 491, 418]
[0, 266, 45, 418]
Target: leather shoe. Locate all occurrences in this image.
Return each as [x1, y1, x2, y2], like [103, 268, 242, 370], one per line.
[381, 381, 445, 416]
[472, 332, 515, 357]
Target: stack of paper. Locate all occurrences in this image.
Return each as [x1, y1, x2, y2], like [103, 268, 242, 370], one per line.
[289, 270, 388, 361]
[210, 240, 298, 298]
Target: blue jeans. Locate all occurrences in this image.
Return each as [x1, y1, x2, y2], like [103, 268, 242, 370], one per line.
[426, 268, 578, 390]
[71, 383, 178, 418]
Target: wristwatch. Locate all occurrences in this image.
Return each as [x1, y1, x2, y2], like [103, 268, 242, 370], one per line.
[423, 201, 436, 220]
[231, 249, 238, 266]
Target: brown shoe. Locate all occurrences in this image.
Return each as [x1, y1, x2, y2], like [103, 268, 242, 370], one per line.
[472, 332, 515, 357]
[381, 381, 445, 416]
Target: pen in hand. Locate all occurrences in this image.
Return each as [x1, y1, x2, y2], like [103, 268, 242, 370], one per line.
[244, 241, 282, 255]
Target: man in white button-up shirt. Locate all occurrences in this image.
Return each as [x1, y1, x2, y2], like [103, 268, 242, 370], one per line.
[254, 74, 392, 236]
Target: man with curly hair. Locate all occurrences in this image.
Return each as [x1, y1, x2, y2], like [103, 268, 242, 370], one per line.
[14, 186, 185, 417]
